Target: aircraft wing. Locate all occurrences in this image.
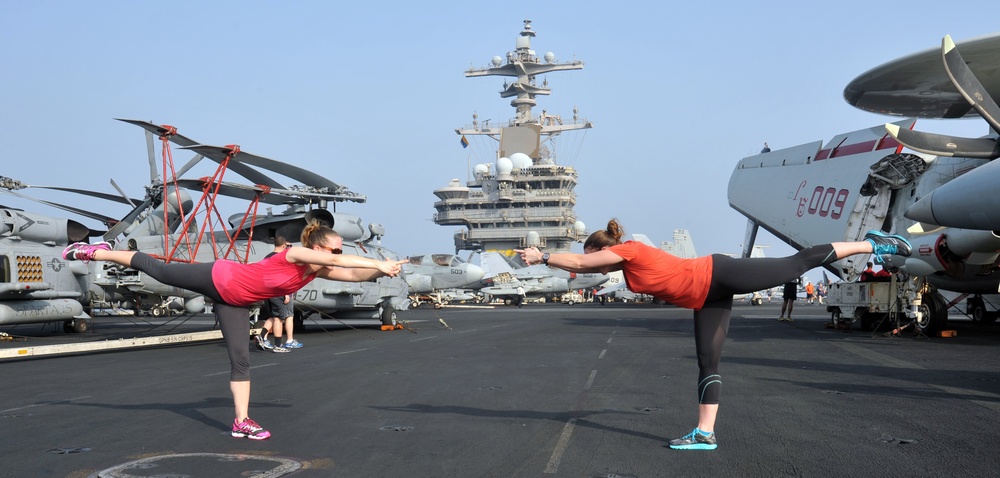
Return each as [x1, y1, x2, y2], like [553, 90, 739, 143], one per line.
[480, 251, 517, 279]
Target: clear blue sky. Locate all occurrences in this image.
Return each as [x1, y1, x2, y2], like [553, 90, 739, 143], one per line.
[2, 1, 995, 283]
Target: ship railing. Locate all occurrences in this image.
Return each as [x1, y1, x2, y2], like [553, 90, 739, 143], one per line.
[457, 115, 592, 132]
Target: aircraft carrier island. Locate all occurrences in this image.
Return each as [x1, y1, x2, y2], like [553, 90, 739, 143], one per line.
[433, 20, 593, 254]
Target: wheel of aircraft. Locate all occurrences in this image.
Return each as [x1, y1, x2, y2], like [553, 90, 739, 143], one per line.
[63, 318, 89, 334]
[914, 292, 948, 333]
[968, 296, 987, 322]
[380, 303, 397, 326]
[293, 311, 305, 333]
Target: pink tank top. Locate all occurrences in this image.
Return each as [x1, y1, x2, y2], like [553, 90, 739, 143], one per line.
[211, 248, 316, 306]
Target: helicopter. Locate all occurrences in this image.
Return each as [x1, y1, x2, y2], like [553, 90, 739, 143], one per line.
[2, 118, 411, 331]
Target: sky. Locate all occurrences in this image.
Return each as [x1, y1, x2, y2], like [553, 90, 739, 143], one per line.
[2, 0, 997, 284]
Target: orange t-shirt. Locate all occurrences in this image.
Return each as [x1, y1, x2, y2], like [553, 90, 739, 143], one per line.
[608, 241, 714, 310]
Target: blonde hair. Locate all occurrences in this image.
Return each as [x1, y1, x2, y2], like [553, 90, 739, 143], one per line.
[300, 220, 340, 248]
[583, 218, 625, 250]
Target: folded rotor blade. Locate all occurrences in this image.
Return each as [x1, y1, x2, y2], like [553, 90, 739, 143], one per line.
[0, 189, 118, 225]
[181, 144, 352, 195]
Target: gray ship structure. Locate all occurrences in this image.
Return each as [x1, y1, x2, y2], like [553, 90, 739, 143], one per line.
[433, 20, 593, 254]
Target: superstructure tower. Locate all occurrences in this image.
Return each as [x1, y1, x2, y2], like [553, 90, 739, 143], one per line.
[433, 20, 593, 254]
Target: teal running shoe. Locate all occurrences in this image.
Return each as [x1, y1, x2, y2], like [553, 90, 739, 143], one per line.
[864, 230, 911, 263]
[668, 428, 718, 450]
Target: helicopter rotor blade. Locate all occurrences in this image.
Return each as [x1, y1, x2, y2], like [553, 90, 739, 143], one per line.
[145, 128, 158, 182]
[0, 189, 119, 225]
[109, 178, 138, 208]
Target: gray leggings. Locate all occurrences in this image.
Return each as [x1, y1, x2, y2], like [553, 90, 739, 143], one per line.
[129, 252, 252, 382]
[692, 244, 837, 404]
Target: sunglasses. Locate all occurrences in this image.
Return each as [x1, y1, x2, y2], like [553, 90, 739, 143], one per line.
[319, 245, 342, 255]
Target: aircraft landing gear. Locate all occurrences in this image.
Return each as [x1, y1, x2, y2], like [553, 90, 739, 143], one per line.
[379, 302, 398, 327]
[63, 318, 89, 334]
[914, 291, 948, 333]
[967, 296, 998, 325]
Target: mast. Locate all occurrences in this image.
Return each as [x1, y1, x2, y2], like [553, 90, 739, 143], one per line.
[434, 20, 593, 254]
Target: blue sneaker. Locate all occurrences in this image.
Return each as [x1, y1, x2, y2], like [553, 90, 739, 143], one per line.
[254, 334, 273, 350]
[284, 339, 303, 349]
[668, 428, 718, 450]
[864, 230, 912, 263]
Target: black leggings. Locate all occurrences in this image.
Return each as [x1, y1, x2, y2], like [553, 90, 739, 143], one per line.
[692, 244, 837, 404]
[130, 252, 252, 382]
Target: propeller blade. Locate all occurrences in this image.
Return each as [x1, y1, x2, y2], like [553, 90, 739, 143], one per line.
[884, 123, 1000, 159]
[942, 35, 1000, 135]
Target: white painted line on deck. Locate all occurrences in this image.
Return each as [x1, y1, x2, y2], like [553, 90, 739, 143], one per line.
[598, 349, 607, 359]
[543, 417, 577, 474]
[334, 348, 372, 355]
[584, 370, 597, 390]
[1, 396, 92, 414]
[411, 336, 437, 342]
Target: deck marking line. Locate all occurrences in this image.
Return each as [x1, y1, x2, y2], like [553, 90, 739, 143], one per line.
[543, 417, 577, 474]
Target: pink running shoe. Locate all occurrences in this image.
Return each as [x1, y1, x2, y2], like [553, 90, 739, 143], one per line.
[231, 417, 271, 440]
[62, 242, 112, 262]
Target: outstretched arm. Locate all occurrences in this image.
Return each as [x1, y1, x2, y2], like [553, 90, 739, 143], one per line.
[318, 265, 402, 282]
[286, 246, 406, 279]
[516, 247, 624, 273]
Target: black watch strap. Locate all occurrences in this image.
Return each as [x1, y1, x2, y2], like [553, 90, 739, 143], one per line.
[542, 253, 550, 265]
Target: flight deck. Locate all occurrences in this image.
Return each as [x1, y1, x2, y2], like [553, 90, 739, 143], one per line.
[1, 302, 998, 477]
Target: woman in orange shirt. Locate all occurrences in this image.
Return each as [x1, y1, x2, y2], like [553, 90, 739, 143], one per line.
[518, 218, 910, 450]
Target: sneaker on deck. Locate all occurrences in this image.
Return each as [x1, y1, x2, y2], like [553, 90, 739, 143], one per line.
[864, 230, 911, 262]
[284, 339, 303, 349]
[231, 417, 270, 440]
[668, 428, 718, 450]
[272, 346, 290, 353]
[62, 242, 112, 262]
[254, 334, 273, 350]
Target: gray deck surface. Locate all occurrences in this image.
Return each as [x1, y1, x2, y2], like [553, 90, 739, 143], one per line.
[2, 301, 999, 477]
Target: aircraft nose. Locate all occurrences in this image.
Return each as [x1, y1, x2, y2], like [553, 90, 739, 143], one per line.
[904, 192, 938, 225]
[466, 264, 486, 283]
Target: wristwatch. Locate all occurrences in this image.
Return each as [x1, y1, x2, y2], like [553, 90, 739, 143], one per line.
[541, 253, 550, 266]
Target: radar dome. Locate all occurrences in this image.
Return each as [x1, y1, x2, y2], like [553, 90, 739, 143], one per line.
[474, 163, 489, 177]
[509, 152, 531, 169]
[544, 52, 555, 63]
[527, 231, 541, 247]
[574, 221, 586, 235]
[496, 157, 513, 174]
[492, 56, 503, 67]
